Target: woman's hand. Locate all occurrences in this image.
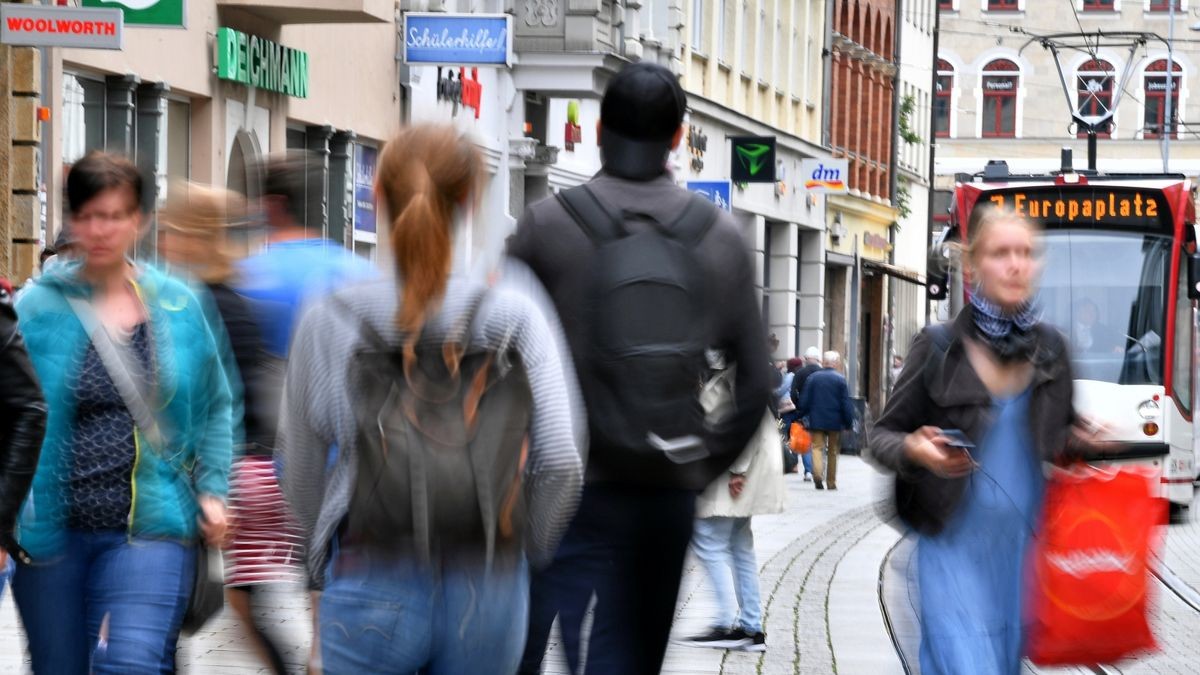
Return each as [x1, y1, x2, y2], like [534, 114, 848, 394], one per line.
[197, 495, 230, 548]
[904, 426, 975, 479]
[728, 474, 747, 499]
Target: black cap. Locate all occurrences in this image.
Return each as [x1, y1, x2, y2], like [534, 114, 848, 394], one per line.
[600, 62, 687, 180]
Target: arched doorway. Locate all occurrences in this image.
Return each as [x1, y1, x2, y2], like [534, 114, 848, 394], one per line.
[227, 129, 264, 255]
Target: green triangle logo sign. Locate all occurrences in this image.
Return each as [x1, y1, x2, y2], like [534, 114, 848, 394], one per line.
[736, 143, 772, 176]
[729, 136, 776, 183]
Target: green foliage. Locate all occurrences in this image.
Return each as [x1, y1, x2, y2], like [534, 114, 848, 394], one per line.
[898, 95, 923, 146]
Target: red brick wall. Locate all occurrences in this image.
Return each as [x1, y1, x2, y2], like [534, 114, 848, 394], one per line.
[831, 0, 896, 201]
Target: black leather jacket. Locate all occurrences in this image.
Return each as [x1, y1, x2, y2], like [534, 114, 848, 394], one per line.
[871, 308, 1079, 535]
[0, 299, 46, 560]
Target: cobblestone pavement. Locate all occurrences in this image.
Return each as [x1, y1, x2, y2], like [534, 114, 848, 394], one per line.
[0, 457, 909, 674]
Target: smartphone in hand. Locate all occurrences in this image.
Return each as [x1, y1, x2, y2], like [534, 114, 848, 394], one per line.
[939, 428, 975, 450]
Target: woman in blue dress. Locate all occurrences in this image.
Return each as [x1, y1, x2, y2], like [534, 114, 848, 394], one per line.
[872, 207, 1091, 674]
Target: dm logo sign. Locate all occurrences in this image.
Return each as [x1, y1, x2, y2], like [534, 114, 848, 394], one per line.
[801, 159, 850, 194]
[730, 136, 776, 184]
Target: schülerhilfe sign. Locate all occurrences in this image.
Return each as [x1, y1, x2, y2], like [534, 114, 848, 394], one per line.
[0, 4, 123, 50]
[217, 27, 309, 99]
[403, 13, 511, 67]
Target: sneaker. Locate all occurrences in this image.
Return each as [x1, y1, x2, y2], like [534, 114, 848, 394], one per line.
[814, 479, 825, 490]
[803, 472, 813, 482]
[738, 630, 767, 652]
[682, 627, 752, 650]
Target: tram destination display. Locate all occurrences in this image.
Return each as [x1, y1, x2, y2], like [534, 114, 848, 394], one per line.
[983, 187, 1169, 230]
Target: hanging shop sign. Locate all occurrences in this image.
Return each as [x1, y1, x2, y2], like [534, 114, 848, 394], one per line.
[436, 66, 482, 119]
[687, 180, 732, 212]
[801, 159, 849, 194]
[1, 5, 123, 49]
[353, 145, 378, 235]
[864, 232, 892, 252]
[216, 27, 309, 99]
[565, 100, 583, 151]
[403, 13, 511, 67]
[688, 125, 708, 172]
[730, 136, 776, 183]
[80, 0, 184, 28]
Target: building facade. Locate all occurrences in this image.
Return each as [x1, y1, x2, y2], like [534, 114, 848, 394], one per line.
[680, 0, 832, 359]
[935, 1, 1200, 189]
[892, 0, 936, 382]
[828, 0, 901, 414]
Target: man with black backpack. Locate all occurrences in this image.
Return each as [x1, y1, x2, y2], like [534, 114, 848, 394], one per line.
[510, 61, 771, 675]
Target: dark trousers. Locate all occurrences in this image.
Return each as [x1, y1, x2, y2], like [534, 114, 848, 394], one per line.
[520, 483, 698, 675]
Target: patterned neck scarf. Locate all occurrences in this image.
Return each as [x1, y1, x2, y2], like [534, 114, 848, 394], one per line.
[968, 290, 1042, 362]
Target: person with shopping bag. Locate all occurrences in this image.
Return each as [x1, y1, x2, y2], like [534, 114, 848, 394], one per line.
[681, 356, 786, 652]
[869, 206, 1095, 674]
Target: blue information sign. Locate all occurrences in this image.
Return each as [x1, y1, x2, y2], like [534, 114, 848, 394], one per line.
[687, 181, 732, 212]
[354, 145, 377, 234]
[403, 13, 511, 66]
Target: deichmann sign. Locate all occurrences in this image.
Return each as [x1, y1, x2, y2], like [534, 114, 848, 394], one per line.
[216, 27, 309, 99]
[0, 5, 123, 50]
[80, 0, 184, 28]
[403, 13, 512, 66]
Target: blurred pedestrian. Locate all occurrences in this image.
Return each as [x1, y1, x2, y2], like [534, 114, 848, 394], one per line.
[12, 151, 233, 673]
[684, 356, 784, 651]
[0, 288, 46, 608]
[158, 184, 300, 675]
[510, 61, 770, 675]
[871, 207, 1083, 675]
[796, 351, 855, 491]
[278, 124, 583, 674]
[778, 356, 810, 478]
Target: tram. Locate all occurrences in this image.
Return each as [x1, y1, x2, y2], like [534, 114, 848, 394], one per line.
[929, 153, 1200, 506]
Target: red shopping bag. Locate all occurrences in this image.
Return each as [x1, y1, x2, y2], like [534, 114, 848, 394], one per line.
[1025, 465, 1167, 666]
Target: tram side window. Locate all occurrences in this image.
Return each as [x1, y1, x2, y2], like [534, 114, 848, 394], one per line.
[1173, 247, 1193, 414]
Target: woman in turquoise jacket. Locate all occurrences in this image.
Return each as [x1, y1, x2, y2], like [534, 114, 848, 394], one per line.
[12, 152, 232, 674]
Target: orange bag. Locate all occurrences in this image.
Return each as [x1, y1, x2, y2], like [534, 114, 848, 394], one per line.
[1025, 466, 1166, 666]
[789, 421, 811, 455]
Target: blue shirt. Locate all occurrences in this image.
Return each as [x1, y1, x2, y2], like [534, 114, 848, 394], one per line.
[236, 240, 376, 358]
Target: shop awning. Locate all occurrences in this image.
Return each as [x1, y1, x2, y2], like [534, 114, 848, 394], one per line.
[862, 259, 925, 285]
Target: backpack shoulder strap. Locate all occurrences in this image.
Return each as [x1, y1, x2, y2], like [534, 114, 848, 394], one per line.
[922, 322, 954, 390]
[556, 185, 624, 243]
[327, 294, 390, 352]
[668, 193, 720, 248]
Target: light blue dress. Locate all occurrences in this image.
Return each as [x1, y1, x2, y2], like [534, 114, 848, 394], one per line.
[917, 389, 1045, 675]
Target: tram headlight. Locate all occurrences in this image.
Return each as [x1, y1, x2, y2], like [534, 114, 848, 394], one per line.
[1137, 400, 1161, 420]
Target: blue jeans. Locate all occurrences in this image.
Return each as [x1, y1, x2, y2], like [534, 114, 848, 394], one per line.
[12, 530, 193, 675]
[320, 548, 530, 674]
[0, 554, 12, 608]
[691, 516, 763, 633]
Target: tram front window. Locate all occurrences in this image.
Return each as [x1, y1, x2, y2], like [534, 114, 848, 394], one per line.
[1037, 230, 1169, 385]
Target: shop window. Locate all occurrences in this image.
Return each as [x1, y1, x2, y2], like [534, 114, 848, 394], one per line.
[62, 74, 106, 163]
[981, 59, 1019, 138]
[1077, 59, 1115, 138]
[935, 59, 954, 138]
[1144, 59, 1181, 139]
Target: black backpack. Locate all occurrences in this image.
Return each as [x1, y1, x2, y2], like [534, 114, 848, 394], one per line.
[332, 292, 532, 566]
[556, 184, 718, 461]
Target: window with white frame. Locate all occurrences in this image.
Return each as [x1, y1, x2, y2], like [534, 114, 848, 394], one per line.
[1144, 59, 1181, 139]
[935, 58, 954, 137]
[1077, 59, 1115, 138]
[691, 0, 704, 51]
[981, 59, 1019, 138]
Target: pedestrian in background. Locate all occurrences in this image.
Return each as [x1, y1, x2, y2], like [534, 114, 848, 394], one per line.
[511, 61, 770, 675]
[778, 356, 810, 478]
[279, 124, 583, 674]
[0, 289, 46, 609]
[871, 208, 1083, 674]
[796, 351, 855, 491]
[12, 151, 233, 673]
[158, 184, 301, 675]
[683, 354, 785, 652]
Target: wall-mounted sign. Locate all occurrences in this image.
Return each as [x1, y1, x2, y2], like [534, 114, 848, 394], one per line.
[730, 136, 776, 183]
[353, 145, 377, 235]
[217, 27, 309, 99]
[80, 0, 184, 28]
[436, 66, 482, 119]
[984, 188, 1166, 228]
[801, 159, 849, 194]
[687, 180, 732, 212]
[403, 13, 511, 67]
[864, 232, 892, 251]
[688, 125, 708, 172]
[983, 79, 1015, 91]
[1, 5, 122, 49]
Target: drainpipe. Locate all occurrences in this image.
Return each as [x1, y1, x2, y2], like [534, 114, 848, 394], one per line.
[925, 3, 941, 326]
[822, 0, 834, 148]
[885, 2, 903, 399]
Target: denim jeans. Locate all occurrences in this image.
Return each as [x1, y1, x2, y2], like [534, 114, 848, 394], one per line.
[12, 530, 194, 674]
[0, 554, 12, 608]
[320, 548, 530, 675]
[691, 516, 763, 633]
